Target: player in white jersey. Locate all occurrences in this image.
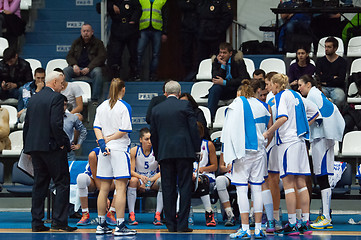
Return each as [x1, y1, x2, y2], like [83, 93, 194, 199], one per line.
[191, 122, 218, 226]
[76, 148, 117, 226]
[263, 74, 318, 236]
[224, 79, 272, 239]
[127, 127, 162, 226]
[298, 75, 345, 229]
[93, 78, 135, 236]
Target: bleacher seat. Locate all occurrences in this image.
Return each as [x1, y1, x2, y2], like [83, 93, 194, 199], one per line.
[2, 130, 23, 156]
[212, 106, 228, 129]
[4, 162, 33, 196]
[347, 36, 361, 57]
[316, 36, 344, 57]
[191, 81, 213, 105]
[25, 58, 42, 76]
[341, 131, 361, 157]
[46, 59, 68, 74]
[350, 58, 361, 74]
[73, 81, 91, 103]
[289, 59, 315, 66]
[0, 162, 3, 192]
[210, 131, 221, 141]
[285, 43, 314, 58]
[243, 58, 255, 77]
[1, 105, 17, 129]
[199, 106, 211, 128]
[0, 37, 9, 57]
[20, 0, 32, 10]
[196, 58, 212, 81]
[347, 82, 361, 104]
[259, 58, 286, 74]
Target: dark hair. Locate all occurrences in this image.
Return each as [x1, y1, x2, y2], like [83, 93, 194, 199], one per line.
[63, 95, 68, 102]
[298, 74, 321, 89]
[250, 79, 262, 94]
[296, 45, 311, 64]
[259, 80, 266, 90]
[53, 68, 64, 74]
[139, 127, 150, 138]
[3, 47, 17, 62]
[265, 71, 277, 81]
[34, 67, 45, 75]
[179, 92, 198, 110]
[197, 121, 205, 138]
[253, 69, 266, 78]
[325, 36, 338, 49]
[219, 42, 233, 52]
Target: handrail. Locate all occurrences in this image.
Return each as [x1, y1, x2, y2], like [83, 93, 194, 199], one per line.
[100, 0, 110, 46]
[227, 20, 247, 51]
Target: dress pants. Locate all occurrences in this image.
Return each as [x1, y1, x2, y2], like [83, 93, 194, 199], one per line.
[160, 158, 193, 232]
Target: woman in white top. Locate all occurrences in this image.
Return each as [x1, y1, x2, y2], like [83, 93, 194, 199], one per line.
[298, 74, 345, 229]
[93, 78, 135, 236]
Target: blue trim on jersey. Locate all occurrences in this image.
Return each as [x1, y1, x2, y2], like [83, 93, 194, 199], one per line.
[231, 182, 248, 186]
[141, 146, 153, 158]
[240, 96, 258, 151]
[282, 147, 289, 177]
[119, 128, 132, 133]
[280, 172, 311, 178]
[249, 180, 265, 185]
[125, 151, 131, 178]
[257, 98, 269, 111]
[320, 149, 329, 176]
[308, 112, 318, 122]
[319, 93, 334, 118]
[267, 97, 275, 107]
[114, 175, 131, 179]
[93, 126, 102, 130]
[276, 114, 288, 120]
[97, 176, 114, 179]
[268, 170, 280, 174]
[119, 99, 132, 124]
[255, 116, 270, 125]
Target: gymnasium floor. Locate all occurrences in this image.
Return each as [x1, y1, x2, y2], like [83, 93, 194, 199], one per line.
[1, 212, 361, 240]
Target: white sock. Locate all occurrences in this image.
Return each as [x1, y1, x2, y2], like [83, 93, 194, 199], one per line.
[242, 224, 250, 231]
[156, 191, 163, 213]
[127, 187, 137, 213]
[225, 207, 234, 218]
[296, 209, 302, 220]
[109, 207, 116, 213]
[321, 188, 332, 219]
[116, 218, 124, 225]
[82, 208, 89, 213]
[274, 210, 280, 221]
[255, 222, 262, 231]
[262, 190, 274, 221]
[98, 215, 105, 224]
[302, 213, 309, 222]
[288, 213, 296, 225]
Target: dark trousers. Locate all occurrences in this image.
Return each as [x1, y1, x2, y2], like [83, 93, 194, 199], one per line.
[181, 31, 197, 74]
[208, 84, 236, 120]
[160, 158, 193, 232]
[107, 34, 139, 78]
[31, 149, 69, 227]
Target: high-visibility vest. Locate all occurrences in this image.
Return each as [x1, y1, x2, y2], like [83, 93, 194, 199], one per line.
[139, 0, 167, 31]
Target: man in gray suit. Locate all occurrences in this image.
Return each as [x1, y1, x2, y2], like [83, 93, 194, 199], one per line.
[150, 80, 201, 232]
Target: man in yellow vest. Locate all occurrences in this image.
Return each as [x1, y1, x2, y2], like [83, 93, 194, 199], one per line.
[137, 0, 169, 81]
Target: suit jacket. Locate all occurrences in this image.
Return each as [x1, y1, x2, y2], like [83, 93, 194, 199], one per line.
[146, 94, 167, 124]
[23, 87, 70, 153]
[150, 96, 201, 162]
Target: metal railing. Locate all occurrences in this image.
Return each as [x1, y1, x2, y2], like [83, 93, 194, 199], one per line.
[227, 20, 247, 51]
[100, 0, 110, 46]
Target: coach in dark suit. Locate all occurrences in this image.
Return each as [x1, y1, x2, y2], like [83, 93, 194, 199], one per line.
[150, 80, 201, 232]
[23, 71, 76, 232]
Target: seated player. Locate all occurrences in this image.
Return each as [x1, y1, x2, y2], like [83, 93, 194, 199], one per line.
[76, 147, 117, 226]
[192, 122, 218, 227]
[215, 152, 236, 226]
[127, 127, 163, 225]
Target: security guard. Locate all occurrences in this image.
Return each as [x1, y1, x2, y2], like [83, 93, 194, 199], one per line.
[137, 0, 169, 81]
[178, 0, 200, 81]
[196, 0, 233, 64]
[107, 0, 142, 80]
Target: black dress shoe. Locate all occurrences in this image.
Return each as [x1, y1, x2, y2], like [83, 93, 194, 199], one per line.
[69, 212, 82, 219]
[32, 225, 50, 232]
[51, 224, 77, 232]
[178, 227, 193, 232]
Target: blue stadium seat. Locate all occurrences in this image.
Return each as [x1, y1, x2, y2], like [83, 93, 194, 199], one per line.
[4, 162, 33, 196]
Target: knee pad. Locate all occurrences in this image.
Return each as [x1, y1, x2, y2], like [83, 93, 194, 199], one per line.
[236, 185, 249, 214]
[216, 176, 229, 191]
[156, 178, 162, 192]
[251, 185, 263, 213]
[195, 175, 210, 197]
[317, 175, 330, 190]
[77, 173, 91, 189]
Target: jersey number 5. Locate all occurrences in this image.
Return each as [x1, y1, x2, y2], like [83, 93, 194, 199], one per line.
[144, 161, 149, 169]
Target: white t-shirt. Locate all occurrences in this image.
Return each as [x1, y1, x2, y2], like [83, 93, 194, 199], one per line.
[93, 99, 132, 151]
[61, 82, 83, 111]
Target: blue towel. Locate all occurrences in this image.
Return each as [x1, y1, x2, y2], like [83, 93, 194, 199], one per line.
[240, 96, 258, 150]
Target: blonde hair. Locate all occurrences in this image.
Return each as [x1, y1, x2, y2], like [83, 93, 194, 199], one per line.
[270, 73, 289, 91]
[108, 78, 125, 109]
[237, 79, 254, 98]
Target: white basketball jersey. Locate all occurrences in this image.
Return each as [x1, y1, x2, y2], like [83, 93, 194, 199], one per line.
[194, 139, 215, 180]
[135, 146, 159, 177]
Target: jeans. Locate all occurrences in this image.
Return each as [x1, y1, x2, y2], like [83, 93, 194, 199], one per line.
[137, 29, 162, 78]
[322, 87, 345, 109]
[207, 84, 235, 120]
[63, 66, 103, 101]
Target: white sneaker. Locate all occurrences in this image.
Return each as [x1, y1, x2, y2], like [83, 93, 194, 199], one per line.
[230, 228, 251, 239]
[310, 215, 333, 229]
[96, 222, 112, 235]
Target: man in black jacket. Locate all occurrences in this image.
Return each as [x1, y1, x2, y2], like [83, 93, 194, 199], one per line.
[24, 71, 76, 232]
[0, 47, 32, 100]
[208, 42, 250, 120]
[150, 80, 201, 232]
[107, 0, 142, 80]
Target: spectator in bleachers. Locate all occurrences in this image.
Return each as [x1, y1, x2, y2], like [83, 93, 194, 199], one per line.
[136, 0, 169, 81]
[315, 36, 347, 109]
[63, 24, 106, 103]
[196, 0, 233, 64]
[127, 127, 163, 226]
[253, 69, 266, 81]
[180, 92, 210, 140]
[76, 147, 118, 226]
[0, 47, 32, 100]
[63, 96, 87, 162]
[298, 74, 345, 230]
[208, 42, 250, 121]
[106, 0, 142, 80]
[178, 0, 199, 81]
[288, 46, 315, 91]
[0, 0, 26, 48]
[17, 67, 45, 123]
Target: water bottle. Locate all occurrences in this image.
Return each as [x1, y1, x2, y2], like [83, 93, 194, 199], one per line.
[213, 205, 218, 224]
[188, 206, 194, 226]
[145, 180, 152, 191]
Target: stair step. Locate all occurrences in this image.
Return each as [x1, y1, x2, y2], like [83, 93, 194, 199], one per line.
[34, 20, 101, 32]
[37, 8, 100, 20]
